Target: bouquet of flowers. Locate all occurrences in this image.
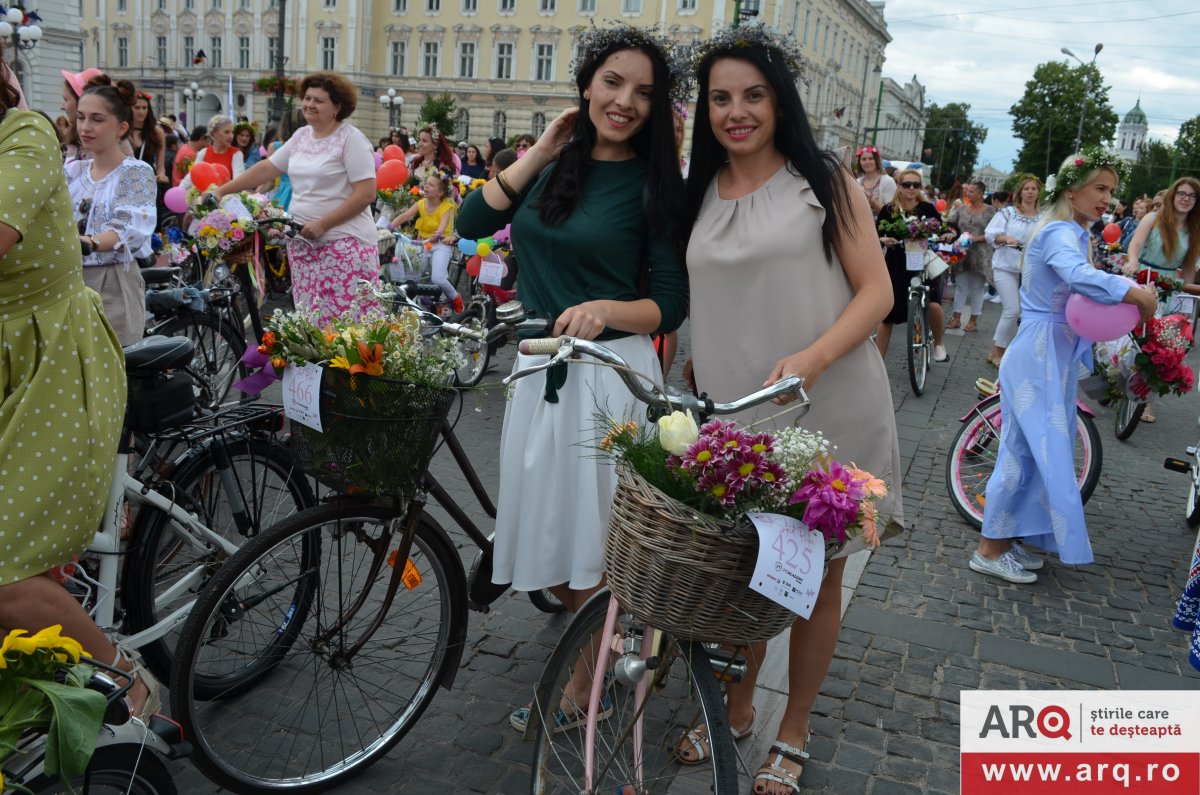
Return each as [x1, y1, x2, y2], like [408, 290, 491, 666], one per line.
[1134, 268, 1187, 305]
[240, 192, 290, 240]
[186, 193, 258, 255]
[455, 175, 487, 201]
[377, 186, 420, 214]
[258, 301, 463, 386]
[0, 626, 107, 787]
[1094, 314, 1195, 401]
[602, 412, 894, 548]
[878, 214, 946, 241]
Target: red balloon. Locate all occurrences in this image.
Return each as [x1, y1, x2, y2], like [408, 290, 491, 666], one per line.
[376, 159, 409, 190]
[190, 161, 219, 192]
[211, 163, 231, 185]
[466, 255, 482, 277]
[1102, 222, 1122, 245]
[935, 198, 947, 213]
[383, 145, 404, 162]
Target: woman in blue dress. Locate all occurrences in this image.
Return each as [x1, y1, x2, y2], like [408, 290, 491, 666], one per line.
[971, 148, 1158, 584]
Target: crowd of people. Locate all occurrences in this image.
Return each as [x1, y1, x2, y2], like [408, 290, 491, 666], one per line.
[1, 19, 1197, 795]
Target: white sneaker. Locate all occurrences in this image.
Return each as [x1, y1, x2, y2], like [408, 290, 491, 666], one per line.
[1007, 541, 1044, 570]
[987, 294, 1003, 304]
[969, 551, 1037, 584]
[933, 345, 948, 362]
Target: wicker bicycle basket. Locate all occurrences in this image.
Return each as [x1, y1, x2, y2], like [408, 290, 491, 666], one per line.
[291, 367, 457, 500]
[604, 463, 800, 646]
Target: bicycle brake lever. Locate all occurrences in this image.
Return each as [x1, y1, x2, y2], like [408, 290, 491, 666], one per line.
[501, 347, 574, 386]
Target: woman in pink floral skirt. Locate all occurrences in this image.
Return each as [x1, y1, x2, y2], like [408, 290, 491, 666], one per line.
[213, 72, 379, 320]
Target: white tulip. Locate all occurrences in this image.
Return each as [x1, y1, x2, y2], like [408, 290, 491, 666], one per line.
[657, 410, 699, 456]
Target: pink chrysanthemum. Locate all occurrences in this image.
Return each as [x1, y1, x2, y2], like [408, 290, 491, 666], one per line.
[788, 460, 865, 543]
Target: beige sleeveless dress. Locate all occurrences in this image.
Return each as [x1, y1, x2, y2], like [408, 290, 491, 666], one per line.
[687, 165, 904, 525]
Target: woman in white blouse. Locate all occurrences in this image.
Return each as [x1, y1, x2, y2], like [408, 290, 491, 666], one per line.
[984, 174, 1041, 366]
[66, 80, 156, 345]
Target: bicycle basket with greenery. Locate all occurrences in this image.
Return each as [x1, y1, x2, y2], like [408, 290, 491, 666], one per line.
[0, 626, 107, 789]
[600, 411, 900, 644]
[259, 301, 462, 497]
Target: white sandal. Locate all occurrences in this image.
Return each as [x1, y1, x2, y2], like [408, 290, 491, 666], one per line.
[112, 646, 162, 720]
[676, 708, 754, 766]
[753, 735, 811, 794]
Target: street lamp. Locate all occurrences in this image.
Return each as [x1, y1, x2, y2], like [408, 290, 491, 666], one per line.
[182, 81, 204, 125]
[1061, 43, 1103, 153]
[0, 6, 44, 90]
[379, 88, 404, 132]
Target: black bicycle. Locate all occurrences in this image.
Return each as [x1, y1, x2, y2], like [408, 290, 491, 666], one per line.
[906, 274, 933, 395]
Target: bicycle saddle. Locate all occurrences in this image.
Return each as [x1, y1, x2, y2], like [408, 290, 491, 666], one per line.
[140, 267, 180, 287]
[123, 335, 195, 373]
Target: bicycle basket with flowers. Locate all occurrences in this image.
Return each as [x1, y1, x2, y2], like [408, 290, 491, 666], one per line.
[877, 214, 945, 242]
[185, 192, 258, 258]
[1093, 313, 1195, 403]
[598, 411, 899, 644]
[0, 626, 107, 787]
[258, 300, 463, 498]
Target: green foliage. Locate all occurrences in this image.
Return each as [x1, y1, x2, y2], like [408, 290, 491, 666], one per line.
[418, 92, 457, 138]
[1175, 113, 1200, 174]
[920, 103, 988, 191]
[26, 678, 107, 785]
[1010, 60, 1118, 179]
[1123, 138, 1200, 201]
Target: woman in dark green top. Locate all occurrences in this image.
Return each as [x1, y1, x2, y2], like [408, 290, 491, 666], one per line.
[457, 23, 687, 730]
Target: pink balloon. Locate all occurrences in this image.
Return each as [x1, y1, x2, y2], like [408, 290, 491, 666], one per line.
[373, 151, 384, 169]
[163, 186, 188, 214]
[259, 145, 269, 158]
[1065, 278, 1140, 342]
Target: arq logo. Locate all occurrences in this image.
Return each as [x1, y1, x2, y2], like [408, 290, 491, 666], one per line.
[979, 704, 1072, 740]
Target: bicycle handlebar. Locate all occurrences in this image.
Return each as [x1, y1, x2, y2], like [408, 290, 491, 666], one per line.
[510, 336, 810, 420]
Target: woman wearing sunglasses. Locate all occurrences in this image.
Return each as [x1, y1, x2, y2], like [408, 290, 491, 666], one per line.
[875, 169, 947, 362]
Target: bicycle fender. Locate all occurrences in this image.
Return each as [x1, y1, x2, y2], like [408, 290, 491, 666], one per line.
[959, 392, 1001, 422]
[1075, 400, 1095, 417]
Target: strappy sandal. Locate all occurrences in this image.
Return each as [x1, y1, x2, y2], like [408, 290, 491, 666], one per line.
[113, 646, 162, 720]
[964, 318, 978, 333]
[946, 316, 962, 330]
[676, 708, 755, 766]
[753, 736, 811, 795]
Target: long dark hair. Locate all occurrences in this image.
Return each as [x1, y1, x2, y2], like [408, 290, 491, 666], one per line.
[685, 48, 852, 262]
[409, 123, 458, 175]
[536, 43, 684, 248]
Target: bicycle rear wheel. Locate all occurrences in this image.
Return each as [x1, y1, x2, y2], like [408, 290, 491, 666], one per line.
[156, 310, 247, 410]
[1113, 396, 1144, 441]
[122, 434, 316, 684]
[907, 289, 929, 396]
[530, 592, 738, 794]
[946, 393, 1102, 528]
[169, 500, 466, 794]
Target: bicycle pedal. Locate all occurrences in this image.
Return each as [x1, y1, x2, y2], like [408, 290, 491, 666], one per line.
[1164, 458, 1191, 473]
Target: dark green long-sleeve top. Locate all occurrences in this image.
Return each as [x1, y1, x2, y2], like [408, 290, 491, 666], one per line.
[457, 157, 688, 339]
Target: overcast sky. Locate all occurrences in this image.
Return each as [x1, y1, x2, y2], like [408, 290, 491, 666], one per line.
[877, 0, 1200, 174]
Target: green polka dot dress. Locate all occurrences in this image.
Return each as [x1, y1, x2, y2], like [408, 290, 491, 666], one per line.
[0, 110, 126, 585]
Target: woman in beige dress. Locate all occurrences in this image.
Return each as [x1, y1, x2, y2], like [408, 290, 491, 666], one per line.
[679, 29, 902, 795]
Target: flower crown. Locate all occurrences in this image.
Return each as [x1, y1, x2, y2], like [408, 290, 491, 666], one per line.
[1045, 145, 1130, 202]
[689, 20, 805, 81]
[856, 146, 879, 156]
[417, 121, 441, 144]
[571, 21, 692, 105]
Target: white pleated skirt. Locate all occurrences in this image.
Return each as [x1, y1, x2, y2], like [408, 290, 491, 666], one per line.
[491, 334, 661, 592]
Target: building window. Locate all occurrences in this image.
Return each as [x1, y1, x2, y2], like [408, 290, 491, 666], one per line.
[534, 43, 554, 81]
[266, 36, 278, 68]
[678, 0, 695, 9]
[393, 0, 406, 10]
[802, 9, 810, 45]
[184, 35, 195, 65]
[455, 108, 469, 140]
[390, 41, 406, 75]
[462, 0, 477, 10]
[117, 37, 129, 67]
[578, 0, 595, 11]
[321, 37, 336, 70]
[117, 0, 126, 10]
[426, 0, 439, 11]
[499, 0, 514, 12]
[493, 110, 506, 139]
[324, 0, 335, 6]
[239, 0, 249, 7]
[531, 111, 546, 137]
[458, 42, 476, 78]
[156, 36, 167, 66]
[539, 0, 554, 10]
[423, 41, 439, 76]
[621, 0, 641, 13]
[157, 0, 165, 9]
[494, 42, 513, 79]
[210, 36, 222, 68]
[212, 0, 220, 8]
[185, 0, 194, 8]
[238, 36, 250, 69]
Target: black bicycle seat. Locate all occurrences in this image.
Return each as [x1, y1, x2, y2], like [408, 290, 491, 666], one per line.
[123, 335, 195, 373]
[141, 267, 179, 286]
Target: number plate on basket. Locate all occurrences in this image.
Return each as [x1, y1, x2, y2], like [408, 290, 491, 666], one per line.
[747, 512, 824, 620]
[283, 362, 323, 432]
[479, 259, 504, 286]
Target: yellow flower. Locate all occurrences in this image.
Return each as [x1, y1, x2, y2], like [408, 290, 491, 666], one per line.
[329, 356, 351, 370]
[0, 625, 84, 665]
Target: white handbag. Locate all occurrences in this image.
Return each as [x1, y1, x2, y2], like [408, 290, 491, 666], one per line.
[922, 248, 950, 281]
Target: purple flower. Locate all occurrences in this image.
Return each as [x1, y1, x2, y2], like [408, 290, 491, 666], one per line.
[679, 436, 722, 473]
[788, 460, 865, 543]
[724, 450, 770, 489]
[698, 468, 741, 506]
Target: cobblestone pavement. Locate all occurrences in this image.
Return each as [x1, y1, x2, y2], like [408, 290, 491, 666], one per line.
[169, 304, 1200, 794]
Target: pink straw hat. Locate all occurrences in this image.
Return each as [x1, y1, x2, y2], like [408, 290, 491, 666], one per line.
[61, 67, 106, 98]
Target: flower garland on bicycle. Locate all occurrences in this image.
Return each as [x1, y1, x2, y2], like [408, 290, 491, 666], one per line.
[387, 167, 464, 312]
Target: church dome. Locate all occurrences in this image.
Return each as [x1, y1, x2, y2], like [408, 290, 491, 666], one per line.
[1123, 99, 1147, 126]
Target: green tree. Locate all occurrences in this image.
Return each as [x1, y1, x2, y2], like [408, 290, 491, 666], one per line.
[417, 92, 457, 138]
[920, 102, 988, 191]
[1174, 112, 1200, 174]
[1010, 60, 1118, 179]
[1124, 139, 1200, 201]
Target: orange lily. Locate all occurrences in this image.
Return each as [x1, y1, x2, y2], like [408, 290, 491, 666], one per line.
[350, 341, 384, 376]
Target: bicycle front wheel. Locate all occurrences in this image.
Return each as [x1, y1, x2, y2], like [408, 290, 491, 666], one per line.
[1113, 396, 1144, 441]
[946, 394, 1102, 528]
[122, 434, 316, 684]
[157, 310, 247, 410]
[530, 592, 738, 794]
[169, 501, 467, 794]
[452, 301, 490, 387]
[907, 290, 929, 396]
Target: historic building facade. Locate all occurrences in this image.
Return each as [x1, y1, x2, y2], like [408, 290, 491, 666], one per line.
[4, 0, 87, 116]
[1116, 99, 1148, 163]
[78, 0, 889, 150]
[871, 74, 924, 164]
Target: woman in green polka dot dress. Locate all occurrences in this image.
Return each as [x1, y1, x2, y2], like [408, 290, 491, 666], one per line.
[0, 81, 155, 714]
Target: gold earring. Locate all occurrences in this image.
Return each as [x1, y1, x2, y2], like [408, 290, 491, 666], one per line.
[583, 90, 590, 101]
